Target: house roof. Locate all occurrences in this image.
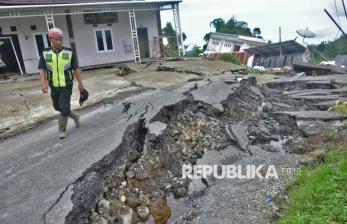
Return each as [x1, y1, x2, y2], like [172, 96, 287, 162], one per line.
[0, 0, 181, 18]
[0, 0, 180, 6]
[210, 32, 267, 47]
[244, 40, 307, 56]
[0, 0, 119, 5]
[1, 0, 92, 5]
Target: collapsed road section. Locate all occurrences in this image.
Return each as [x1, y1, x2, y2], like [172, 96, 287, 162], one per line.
[0, 73, 346, 224]
[56, 74, 346, 224]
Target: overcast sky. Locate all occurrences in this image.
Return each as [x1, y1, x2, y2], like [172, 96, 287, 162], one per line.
[160, 0, 347, 48]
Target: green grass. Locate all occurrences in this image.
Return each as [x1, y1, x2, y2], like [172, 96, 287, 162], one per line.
[332, 104, 347, 116]
[278, 147, 347, 224]
[218, 53, 241, 65]
[246, 68, 265, 75]
[326, 130, 337, 141]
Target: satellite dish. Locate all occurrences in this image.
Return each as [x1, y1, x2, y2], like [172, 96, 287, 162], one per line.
[296, 28, 316, 43]
[296, 28, 316, 38]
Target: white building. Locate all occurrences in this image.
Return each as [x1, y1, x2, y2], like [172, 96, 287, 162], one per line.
[0, 0, 185, 75]
[207, 32, 267, 54]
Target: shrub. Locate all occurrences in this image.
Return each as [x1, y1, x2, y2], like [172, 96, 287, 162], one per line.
[218, 53, 241, 65]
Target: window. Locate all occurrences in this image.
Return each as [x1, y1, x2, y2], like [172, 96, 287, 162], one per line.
[233, 45, 241, 52]
[10, 26, 17, 32]
[211, 41, 219, 46]
[224, 43, 232, 48]
[30, 25, 37, 31]
[94, 29, 114, 52]
[34, 33, 51, 58]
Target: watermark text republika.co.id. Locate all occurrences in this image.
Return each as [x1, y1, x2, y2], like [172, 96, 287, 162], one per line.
[182, 164, 301, 180]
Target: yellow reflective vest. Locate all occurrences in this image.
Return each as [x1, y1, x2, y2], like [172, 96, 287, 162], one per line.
[43, 48, 74, 87]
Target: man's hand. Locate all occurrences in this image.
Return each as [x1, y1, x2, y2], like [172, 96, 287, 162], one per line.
[41, 83, 48, 94]
[78, 82, 85, 92]
[74, 69, 85, 92]
[39, 69, 48, 94]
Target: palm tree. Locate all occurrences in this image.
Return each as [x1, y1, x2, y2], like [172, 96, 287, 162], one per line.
[210, 18, 225, 31]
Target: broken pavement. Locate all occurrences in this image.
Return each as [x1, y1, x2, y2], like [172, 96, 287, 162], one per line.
[0, 66, 346, 224]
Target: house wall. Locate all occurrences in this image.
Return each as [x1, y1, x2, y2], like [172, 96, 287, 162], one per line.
[71, 10, 159, 68]
[207, 38, 223, 52]
[219, 41, 233, 53]
[252, 52, 305, 68]
[0, 16, 70, 74]
[207, 37, 261, 54]
[0, 10, 159, 74]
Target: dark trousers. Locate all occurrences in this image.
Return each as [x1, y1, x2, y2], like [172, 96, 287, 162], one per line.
[50, 85, 73, 116]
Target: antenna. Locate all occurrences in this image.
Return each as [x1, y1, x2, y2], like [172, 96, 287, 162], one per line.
[324, 8, 347, 37]
[296, 28, 316, 43]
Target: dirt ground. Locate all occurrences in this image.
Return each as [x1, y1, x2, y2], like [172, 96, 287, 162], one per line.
[0, 58, 277, 139]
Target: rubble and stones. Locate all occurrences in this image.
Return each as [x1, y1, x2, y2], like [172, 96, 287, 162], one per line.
[64, 73, 347, 224]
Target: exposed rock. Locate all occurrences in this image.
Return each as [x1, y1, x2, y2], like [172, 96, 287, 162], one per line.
[136, 206, 150, 220]
[90, 210, 108, 224]
[125, 171, 135, 179]
[138, 194, 151, 206]
[120, 195, 126, 203]
[229, 124, 249, 151]
[275, 111, 346, 121]
[109, 199, 124, 216]
[336, 100, 343, 105]
[125, 192, 139, 208]
[97, 199, 110, 217]
[118, 206, 133, 224]
[174, 187, 187, 198]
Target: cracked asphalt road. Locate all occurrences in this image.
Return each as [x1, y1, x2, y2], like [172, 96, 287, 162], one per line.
[0, 81, 195, 224]
[1, 73, 346, 224]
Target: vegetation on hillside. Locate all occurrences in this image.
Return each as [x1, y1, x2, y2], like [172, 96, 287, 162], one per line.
[309, 36, 347, 64]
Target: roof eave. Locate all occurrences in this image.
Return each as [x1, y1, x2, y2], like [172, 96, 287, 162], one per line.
[0, 0, 181, 10]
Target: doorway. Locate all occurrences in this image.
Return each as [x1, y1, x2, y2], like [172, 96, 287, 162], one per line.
[137, 27, 150, 59]
[0, 34, 25, 75]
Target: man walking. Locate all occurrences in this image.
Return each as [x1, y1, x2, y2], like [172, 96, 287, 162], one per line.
[39, 28, 85, 139]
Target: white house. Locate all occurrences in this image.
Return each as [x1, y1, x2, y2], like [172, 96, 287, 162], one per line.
[0, 0, 185, 75]
[207, 32, 267, 54]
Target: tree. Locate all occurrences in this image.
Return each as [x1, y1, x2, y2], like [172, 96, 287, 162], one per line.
[203, 16, 262, 47]
[210, 18, 226, 31]
[162, 22, 176, 37]
[253, 27, 262, 38]
[192, 45, 202, 57]
[162, 22, 187, 56]
[203, 33, 211, 43]
[309, 36, 347, 64]
[162, 22, 187, 42]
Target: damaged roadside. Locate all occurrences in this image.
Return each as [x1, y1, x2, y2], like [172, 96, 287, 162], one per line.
[47, 73, 347, 224]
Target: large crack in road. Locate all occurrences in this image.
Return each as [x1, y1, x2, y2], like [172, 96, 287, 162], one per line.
[60, 75, 346, 224]
[1, 73, 346, 224]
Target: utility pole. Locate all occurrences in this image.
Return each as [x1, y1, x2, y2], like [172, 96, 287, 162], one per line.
[279, 26, 283, 67]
